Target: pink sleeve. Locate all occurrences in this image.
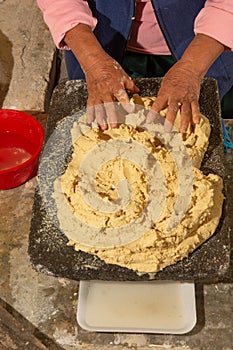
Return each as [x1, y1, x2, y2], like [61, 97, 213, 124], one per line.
[194, 0, 233, 50]
[37, 0, 97, 49]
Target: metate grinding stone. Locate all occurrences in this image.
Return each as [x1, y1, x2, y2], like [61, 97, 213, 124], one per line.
[28, 78, 231, 282]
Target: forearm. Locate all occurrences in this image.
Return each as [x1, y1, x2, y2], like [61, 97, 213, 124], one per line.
[64, 23, 109, 73]
[179, 33, 225, 79]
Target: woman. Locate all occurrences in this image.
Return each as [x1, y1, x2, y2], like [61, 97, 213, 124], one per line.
[37, 0, 233, 132]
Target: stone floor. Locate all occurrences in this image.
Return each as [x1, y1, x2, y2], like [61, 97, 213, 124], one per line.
[0, 1, 233, 349]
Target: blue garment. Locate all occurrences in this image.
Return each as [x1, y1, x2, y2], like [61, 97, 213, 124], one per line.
[65, 0, 233, 98]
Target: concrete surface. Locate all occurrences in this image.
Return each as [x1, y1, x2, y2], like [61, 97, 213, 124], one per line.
[0, 1, 233, 349]
[0, 0, 56, 111]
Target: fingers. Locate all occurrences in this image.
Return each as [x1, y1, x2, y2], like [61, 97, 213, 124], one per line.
[191, 101, 201, 124]
[86, 103, 108, 130]
[147, 99, 201, 134]
[179, 102, 192, 133]
[151, 95, 168, 114]
[88, 98, 201, 133]
[124, 76, 140, 93]
[85, 57, 201, 133]
[114, 88, 135, 114]
[87, 98, 133, 130]
[87, 103, 116, 130]
[85, 58, 141, 129]
[86, 77, 139, 129]
[86, 105, 95, 125]
[86, 90, 131, 130]
[95, 104, 108, 130]
[104, 102, 118, 128]
[160, 100, 193, 133]
[114, 74, 139, 113]
[146, 95, 167, 123]
[179, 100, 201, 132]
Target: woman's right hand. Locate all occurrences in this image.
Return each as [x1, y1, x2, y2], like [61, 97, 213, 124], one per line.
[65, 24, 139, 129]
[85, 56, 139, 129]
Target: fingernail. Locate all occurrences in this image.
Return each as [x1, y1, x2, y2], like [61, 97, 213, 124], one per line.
[108, 121, 118, 128]
[193, 117, 200, 124]
[100, 123, 108, 130]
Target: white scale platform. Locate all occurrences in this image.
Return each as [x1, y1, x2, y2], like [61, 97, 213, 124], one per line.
[77, 280, 196, 334]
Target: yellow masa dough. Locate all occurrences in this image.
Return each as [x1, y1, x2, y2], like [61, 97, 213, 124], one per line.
[53, 97, 224, 274]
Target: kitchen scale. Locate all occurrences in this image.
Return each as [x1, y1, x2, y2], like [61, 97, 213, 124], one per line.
[77, 280, 196, 334]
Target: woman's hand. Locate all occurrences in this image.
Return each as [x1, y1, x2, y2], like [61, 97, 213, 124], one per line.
[65, 23, 138, 129]
[85, 56, 139, 129]
[147, 34, 225, 133]
[65, 24, 225, 133]
[147, 61, 202, 133]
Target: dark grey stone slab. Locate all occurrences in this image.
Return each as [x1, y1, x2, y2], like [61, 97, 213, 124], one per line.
[28, 78, 231, 282]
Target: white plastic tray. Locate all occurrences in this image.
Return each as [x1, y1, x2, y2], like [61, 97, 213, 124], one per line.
[77, 280, 196, 334]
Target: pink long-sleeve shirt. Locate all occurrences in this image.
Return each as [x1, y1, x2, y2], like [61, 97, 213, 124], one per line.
[37, 0, 233, 53]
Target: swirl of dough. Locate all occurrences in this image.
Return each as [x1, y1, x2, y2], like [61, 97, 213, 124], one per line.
[56, 105, 193, 249]
[58, 125, 168, 248]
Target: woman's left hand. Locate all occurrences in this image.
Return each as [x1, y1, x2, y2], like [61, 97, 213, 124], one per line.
[147, 60, 202, 132]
